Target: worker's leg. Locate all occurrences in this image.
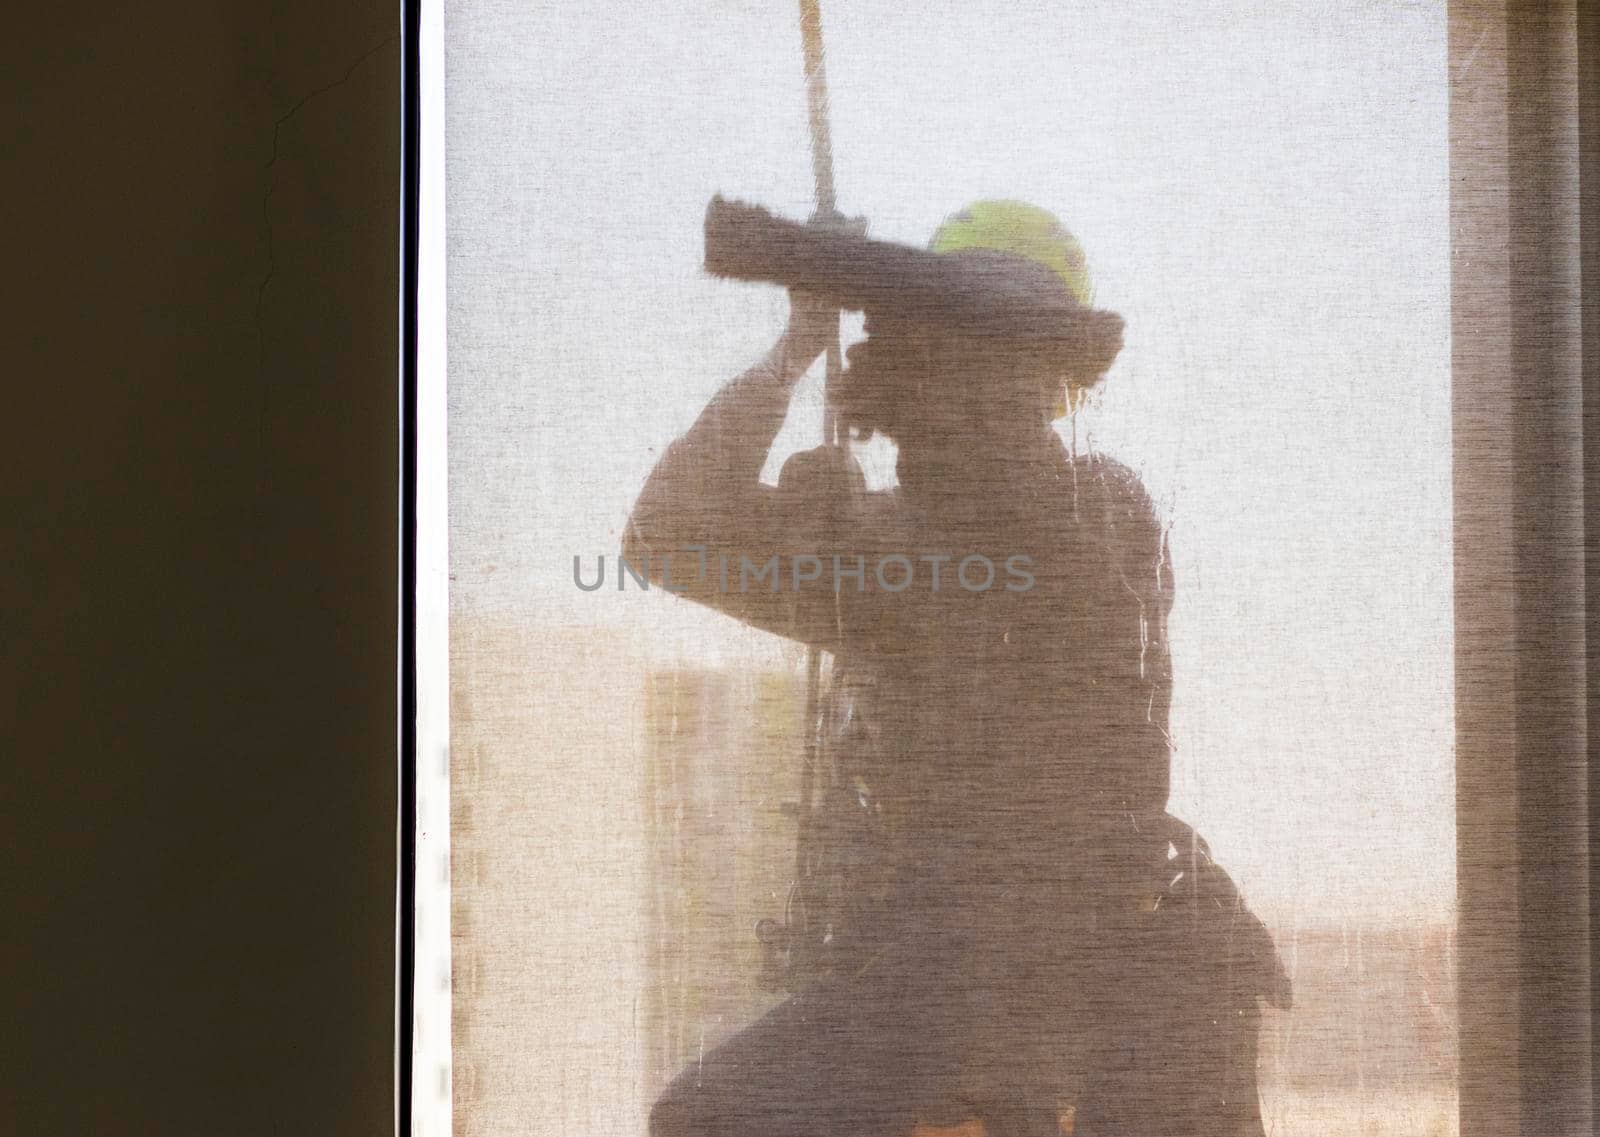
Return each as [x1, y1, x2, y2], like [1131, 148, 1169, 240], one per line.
[1071, 850, 1276, 1137]
[649, 955, 963, 1137]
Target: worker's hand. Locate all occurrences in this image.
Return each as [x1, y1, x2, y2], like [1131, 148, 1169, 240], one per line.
[778, 212, 868, 370]
[781, 288, 840, 369]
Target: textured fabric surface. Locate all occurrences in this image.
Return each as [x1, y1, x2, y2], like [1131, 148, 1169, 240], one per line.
[438, 3, 1593, 1133]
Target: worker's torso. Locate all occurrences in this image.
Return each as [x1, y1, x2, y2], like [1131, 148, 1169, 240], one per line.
[796, 446, 1173, 863]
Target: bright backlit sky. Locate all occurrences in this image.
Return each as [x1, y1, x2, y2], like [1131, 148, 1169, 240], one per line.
[446, 0, 1454, 928]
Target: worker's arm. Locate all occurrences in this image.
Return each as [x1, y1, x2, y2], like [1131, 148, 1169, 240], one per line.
[622, 292, 858, 645]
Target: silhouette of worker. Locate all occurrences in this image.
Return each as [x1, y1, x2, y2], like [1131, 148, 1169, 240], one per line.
[624, 201, 1289, 1137]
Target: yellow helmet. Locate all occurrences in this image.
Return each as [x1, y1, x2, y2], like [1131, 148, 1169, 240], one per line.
[930, 200, 1094, 305]
[930, 200, 1097, 417]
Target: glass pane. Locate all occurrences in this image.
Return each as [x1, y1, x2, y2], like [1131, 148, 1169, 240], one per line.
[445, 3, 1455, 1134]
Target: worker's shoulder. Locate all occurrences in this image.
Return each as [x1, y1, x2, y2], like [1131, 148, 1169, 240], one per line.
[1064, 448, 1143, 490]
[1061, 451, 1164, 534]
[1068, 454, 1158, 511]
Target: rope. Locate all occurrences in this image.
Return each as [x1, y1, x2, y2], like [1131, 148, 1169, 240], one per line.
[792, 0, 843, 934]
[798, 0, 837, 215]
[798, 0, 843, 445]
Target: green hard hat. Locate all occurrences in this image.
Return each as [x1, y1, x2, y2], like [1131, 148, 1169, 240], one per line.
[930, 200, 1099, 416]
[929, 199, 1094, 307]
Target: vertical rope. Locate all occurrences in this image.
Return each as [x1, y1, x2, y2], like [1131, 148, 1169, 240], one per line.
[798, 0, 837, 216]
[793, 0, 841, 932]
[798, 0, 843, 447]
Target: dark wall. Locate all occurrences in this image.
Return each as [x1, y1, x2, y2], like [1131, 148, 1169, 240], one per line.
[7, 4, 400, 1133]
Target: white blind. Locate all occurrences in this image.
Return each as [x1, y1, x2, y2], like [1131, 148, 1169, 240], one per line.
[445, 4, 1469, 1133]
